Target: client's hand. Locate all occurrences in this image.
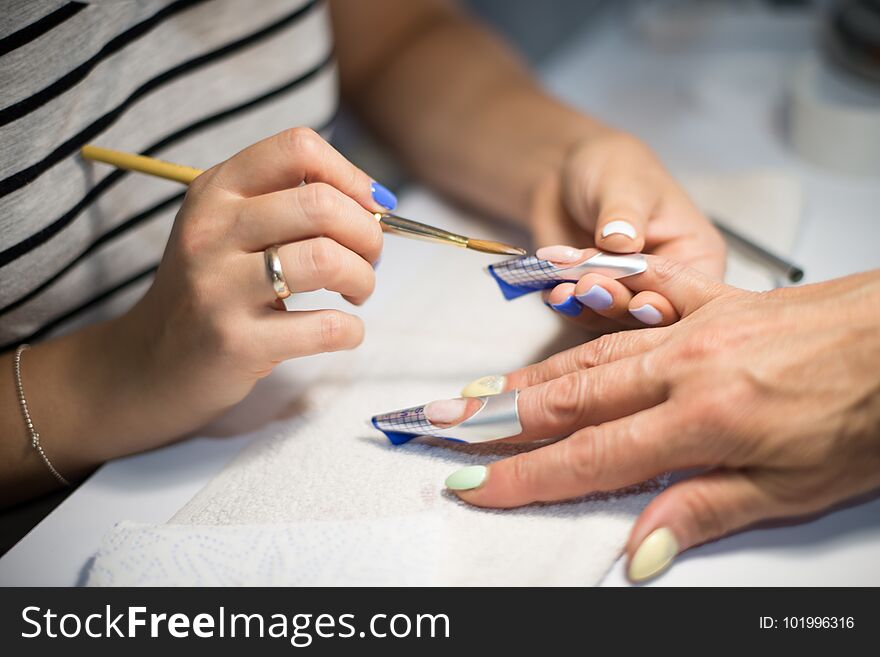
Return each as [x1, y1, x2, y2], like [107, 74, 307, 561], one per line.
[449, 258, 880, 581]
[531, 130, 726, 332]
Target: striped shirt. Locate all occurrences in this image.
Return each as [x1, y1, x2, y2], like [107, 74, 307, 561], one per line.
[0, 0, 338, 351]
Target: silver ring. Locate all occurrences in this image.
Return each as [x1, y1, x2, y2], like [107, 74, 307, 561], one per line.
[264, 245, 291, 300]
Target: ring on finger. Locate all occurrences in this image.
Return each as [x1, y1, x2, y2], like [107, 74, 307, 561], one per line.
[264, 245, 292, 300]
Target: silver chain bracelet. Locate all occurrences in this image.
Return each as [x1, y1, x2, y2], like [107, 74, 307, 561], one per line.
[14, 344, 70, 487]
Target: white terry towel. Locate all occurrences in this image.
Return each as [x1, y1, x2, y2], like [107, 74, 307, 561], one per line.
[165, 381, 665, 587]
[86, 177, 800, 587]
[86, 516, 444, 587]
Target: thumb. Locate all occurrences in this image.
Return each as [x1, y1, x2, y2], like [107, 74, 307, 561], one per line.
[564, 166, 651, 254]
[625, 471, 781, 583]
[592, 196, 648, 254]
[624, 255, 734, 319]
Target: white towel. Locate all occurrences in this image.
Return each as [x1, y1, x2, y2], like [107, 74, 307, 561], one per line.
[86, 516, 443, 586]
[87, 175, 801, 587]
[163, 381, 666, 586]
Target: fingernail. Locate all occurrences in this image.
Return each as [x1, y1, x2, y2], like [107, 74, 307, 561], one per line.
[535, 244, 582, 264]
[461, 375, 506, 398]
[548, 296, 583, 317]
[628, 527, 679, 582]
[445, 465, 488, 491]
[576, 284, 613, 311]
[601, 220, 637, 240]
[424, 398, 468, 425]
[629, 304, 663, 325]
[370, 181, 397, 211]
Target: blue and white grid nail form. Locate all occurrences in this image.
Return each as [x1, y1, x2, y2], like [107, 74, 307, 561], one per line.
[371, 390, 522, 445]
[487, 250, 647, 300]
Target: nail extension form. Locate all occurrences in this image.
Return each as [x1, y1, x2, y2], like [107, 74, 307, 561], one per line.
[487, 250, 647, 300]
[371, 390, 522, 445]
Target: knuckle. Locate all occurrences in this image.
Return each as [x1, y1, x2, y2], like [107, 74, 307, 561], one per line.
[284, 126, 321, 157]
[571, 336, 610, 369]
[300, 182, 338, 218]
[542, 372, 588, 426]
[670, 332, 718, 365]
[678, 483, 729, 539]
[175, 212, 214, 258]
[637, 348, 665, 383]
[686, 376, 754, 437]
[509, 453, 538, 494]
[689, 387, 730, 432]
[649, 256, 684, 288]
[523, 357, 553, 387]
[187, 161, 228, 196]
[304, 238, 336, 275]
[343, 161, 363, 194]
[759, 470, 829, 514]
[364, 220, 384, 261]
[670, 323, 750, 364]
[187, 169, 212, 195]
[567, 434, 604, 485]
[205, 315, 250, 362]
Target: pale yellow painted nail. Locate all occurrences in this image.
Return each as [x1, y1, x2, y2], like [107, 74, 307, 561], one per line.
[628, 528, 679, 582]
[460, 375, 506, 398]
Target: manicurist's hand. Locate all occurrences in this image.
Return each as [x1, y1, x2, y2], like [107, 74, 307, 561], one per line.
[0, 128, 393, 504]
[140, 127, 389, 417]
[446, 258, 880, 581]
[532, 130, 726, 332]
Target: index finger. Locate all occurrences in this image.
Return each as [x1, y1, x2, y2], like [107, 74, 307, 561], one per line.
[513, 354, 669, 441]
[461, 328, 668, 399]
[206, 127, 395, 212]
[430, 354, 669, 445]
[623, 255, 732, 319]
[447, 401, 696, 508]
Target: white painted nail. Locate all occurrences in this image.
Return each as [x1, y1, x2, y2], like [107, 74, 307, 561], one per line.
[424, 399, 468, 425]
[535, 245, 582, 264]
[630, 304, 663, 325]
[601, 220, 638, 240]
[461, 375, 506, 398]
[628, 527, 679, 582]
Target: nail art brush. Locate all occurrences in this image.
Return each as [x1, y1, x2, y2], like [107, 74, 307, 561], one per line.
[372, 212, 524, 256]
[79, 145, 526, 257]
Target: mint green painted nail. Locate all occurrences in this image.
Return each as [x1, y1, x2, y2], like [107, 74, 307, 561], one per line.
[445, 465, 488, 491]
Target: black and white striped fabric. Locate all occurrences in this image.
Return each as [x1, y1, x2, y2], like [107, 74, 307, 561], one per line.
[0, 0, 338, 351]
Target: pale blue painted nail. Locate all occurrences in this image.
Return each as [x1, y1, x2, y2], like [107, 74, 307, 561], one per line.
[630, 304, 663, 325]
[549, 296, 583, 317]
[576, 285, 613, 311]
[370, 181, 397, 210]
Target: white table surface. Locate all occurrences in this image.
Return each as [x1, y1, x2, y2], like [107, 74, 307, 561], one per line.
[2, 5, 879, 587]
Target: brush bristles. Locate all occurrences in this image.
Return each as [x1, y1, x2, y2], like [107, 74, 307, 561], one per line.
[466, 239, 527, 256]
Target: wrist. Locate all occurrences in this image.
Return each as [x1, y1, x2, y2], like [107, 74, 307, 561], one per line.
[23, 314, 152, 472]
